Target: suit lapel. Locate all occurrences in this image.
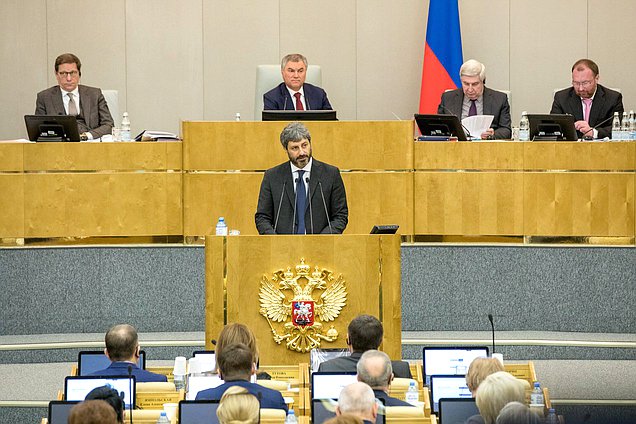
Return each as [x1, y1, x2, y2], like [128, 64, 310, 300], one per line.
[307, 160, 321, 211]
[589, 86, 605, 126]
[280, 84, 294, 110]
[78, 85, 90, 122]
[449, 90, 463, 117]
[282, 165, 295, 209]
[483, 87, 493, 115]
[568, 90, 584, 121]
[52, 86, 66, 115]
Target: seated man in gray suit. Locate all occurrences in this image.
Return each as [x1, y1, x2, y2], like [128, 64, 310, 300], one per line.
[318, 315, 412, 378]
[437, 59, 511, 140]
[35, 53, 113, 140]
[357, 350, 413, 407]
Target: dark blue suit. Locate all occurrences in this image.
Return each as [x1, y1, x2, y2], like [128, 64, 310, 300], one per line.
[373, 389, 413, 407]
[195, 379, 288, 411]
[88, 361, 167, 383]
[263, 82, 332, 110]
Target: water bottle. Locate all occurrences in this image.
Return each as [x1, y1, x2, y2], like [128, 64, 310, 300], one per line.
[173, 356, 187, 391]
[235, 112, 241, 122]
[530, 382, 544, 406]
[405, 380, 419, 405]
[121, 112, 131, 141]
[629, 110, 636, 140]
[611, 112, 621, 140]
[285, 408, 298, 424]
[215, 217, 228, 236]
[545, 408, 558, 424]
[519, 111, 529, 141]
[621, 112, 629, 141]
[156, 411, 170, 424]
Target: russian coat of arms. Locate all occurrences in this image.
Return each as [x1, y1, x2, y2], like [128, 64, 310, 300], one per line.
[259, 258, 347, 352]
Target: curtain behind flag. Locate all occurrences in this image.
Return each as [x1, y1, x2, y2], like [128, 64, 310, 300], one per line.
[418, 0, 463, 114]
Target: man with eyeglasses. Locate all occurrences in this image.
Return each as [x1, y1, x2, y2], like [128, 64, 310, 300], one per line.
[35, 53, 114, 140]
[550, 59, 623, 139]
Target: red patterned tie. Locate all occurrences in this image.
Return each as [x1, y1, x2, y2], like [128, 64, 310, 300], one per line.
[294, 92, 304, 111]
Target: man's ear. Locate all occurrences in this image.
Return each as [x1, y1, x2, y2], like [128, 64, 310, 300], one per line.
[389, 372, 394, 385]
[103, 348, 110, 360]
[372, 401, 379, 418]
[134, 345, 140, 359]
[335, 406, 342, 416]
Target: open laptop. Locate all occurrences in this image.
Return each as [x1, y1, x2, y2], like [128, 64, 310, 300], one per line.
[430, 375, 472, 414]
[438, 398, 479, 424]
[422, 346, 489, 385]
[309, 348, 349, 372]
[186, 375, 224, 400]
[192, 350, 216, 373]
[312, 397, 386, 424]
[48, 400, 80, 424]
[178, 400, 221, 424]
[78, 350, 146, 375]
[64, 375, 136, 409]
[311, 371, 358, 400]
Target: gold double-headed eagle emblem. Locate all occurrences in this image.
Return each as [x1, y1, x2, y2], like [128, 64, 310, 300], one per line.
[259, 258, 347, 352]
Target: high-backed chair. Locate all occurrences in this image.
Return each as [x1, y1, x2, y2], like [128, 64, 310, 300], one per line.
[102, 89, 119, 127]
[385, 405, 427, 422]
[254, 65, 322, 119]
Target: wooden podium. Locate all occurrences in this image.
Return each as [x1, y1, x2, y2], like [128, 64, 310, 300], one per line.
[205, 234, 402, 365]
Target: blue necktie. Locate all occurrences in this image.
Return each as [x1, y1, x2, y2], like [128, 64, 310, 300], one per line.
[295, 170, 306, 234]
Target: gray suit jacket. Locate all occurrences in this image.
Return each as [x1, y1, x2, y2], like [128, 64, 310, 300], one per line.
[255, 158, 348, 234]
[437, 87, 512, 139]
[35, 85, 114, 138]
[317, 352, 413, 379]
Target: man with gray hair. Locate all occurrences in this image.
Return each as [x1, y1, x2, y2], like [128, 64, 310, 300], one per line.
[263, 53, 332, 110]
[357, 350, 413, 407]
[255, 122, 348, 234]
[336, 382, 378, 424]
[437, 59, 511, 139]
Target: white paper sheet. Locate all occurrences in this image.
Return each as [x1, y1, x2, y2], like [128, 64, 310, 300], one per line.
[462, 115, 494, 139]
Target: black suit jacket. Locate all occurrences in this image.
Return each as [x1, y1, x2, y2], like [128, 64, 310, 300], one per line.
[373, 389, 413, 407]
[550, 84, 624, 139]
[35, 85, 114, 138]
[437, 87, 512, 139]
[317, 352, 412, 379]
[255, 158, 348, 234]
[263, 82, 332, 110]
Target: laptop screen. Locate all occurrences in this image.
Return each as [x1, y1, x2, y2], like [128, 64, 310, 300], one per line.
[311, 372, 358, 400]
[64, 376, 136, 409]
[309, 348, 350, 372]
[430, 375, 472, 414]
[312, 398, 386, 424]
[48, 400, 80, 424]
[179, 400, 220, 424]
[422, 347, 488, 385]
[186, 375, 224, 400]
[192, 350, 216, 373]
[438, 398, 479, 424]
[78, 350, 145, 375]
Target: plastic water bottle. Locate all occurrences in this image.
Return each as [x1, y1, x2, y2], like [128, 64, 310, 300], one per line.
[156, 411, 170, 424]
[530, 382, 544, 406]
[235, 112, 241, 122]
[285, 409, 298, 424]
[611, 112, 621, 140]
[545, 408, 558, 424]
[215, 217, 228, 236]
[629, 110, 636, 140]
[121, 112, 131, 141]
[621, 112, 629, 141]
[519, 111, 529, 141]
[405, 381, 419, 405]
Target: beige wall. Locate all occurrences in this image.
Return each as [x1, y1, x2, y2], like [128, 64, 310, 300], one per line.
[1, 0, 634, 139]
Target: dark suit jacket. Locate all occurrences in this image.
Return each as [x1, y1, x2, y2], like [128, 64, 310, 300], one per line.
[195, 379, 288, 411]
[35, 85, 114, 138]
[550, 84, 624, 139]
[263, 82, 332, 110]
[87, 361, 167, 383]
[373, 389, 413, 407]
[317, 352, 412, 379]
[255, 158, 348, 234]
[437, 87, 512, 139]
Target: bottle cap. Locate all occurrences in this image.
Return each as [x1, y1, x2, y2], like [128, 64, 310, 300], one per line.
[173, 356, 187, 375]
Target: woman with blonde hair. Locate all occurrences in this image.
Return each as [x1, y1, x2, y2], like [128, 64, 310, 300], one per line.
[216, 386, 260, 424]
[466, 357, 505, 395]
[473, 371, 530, 424]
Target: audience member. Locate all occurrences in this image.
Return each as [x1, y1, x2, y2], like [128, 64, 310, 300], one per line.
[84, 385, 125, 423]
[216, 323, 260, 368]
[357, 350, 412, 406]
[496, 401, 542, 424]
[472, 371, 530, 424]
[68, 400, 118, 424]
[336, 382, 378, 424]
[466, 357, 505, 395]
[88, 324, 167, 382]
[318, 314, 411, 378]
[216, 385, 260, 424]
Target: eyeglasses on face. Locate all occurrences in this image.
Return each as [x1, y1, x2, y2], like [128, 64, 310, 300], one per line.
[58, 71, 79, 78]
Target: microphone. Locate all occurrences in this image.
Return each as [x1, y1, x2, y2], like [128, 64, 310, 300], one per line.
[127, 365, 133, 423]
[273, 180, 286, 233]
[306, 177, 314, 234]
[488, 314, 496, 355]
[580, 114, 615, 139]
[439, 103, 474, 139]
[211, 339, 217, 345]
[318, 182, 333, 234]
[292, 177, 298, 233]
[305, 92, 310, 110]
[283, 95, 287, 110]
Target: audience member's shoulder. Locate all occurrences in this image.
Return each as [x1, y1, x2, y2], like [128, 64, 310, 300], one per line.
[466, 414, 485, 424]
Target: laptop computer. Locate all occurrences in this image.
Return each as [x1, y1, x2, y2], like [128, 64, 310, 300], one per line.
[312, 397, 386, 424]
[422, 346, 489, 385]
[438, 398, 479, 424]
[186, 375, 224, 400]
[64, 375, 136, 409]
[178, 400, 221, 424]
[48, 400, 80, 424]
[309, 348, 349, 372]
[311, 371, 358, 400]
[430, 375, 472, 414]
[192, 350, 216, 373]
[78, 350, 146, 376]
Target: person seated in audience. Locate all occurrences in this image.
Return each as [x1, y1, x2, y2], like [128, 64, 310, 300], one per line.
[84, 385, 125, 423]
[318, 314, 412, 378]
[496, 401, 542, 424]
[469, 371, 530, 424]
[215, 323, 260, 369]
[88, 323, 167, 382]
[324, 414, 364, 424]
[356, 350, 413, 406]
[336, 382, 379, 424]
[68, 399, 119, 424]
[216, 385, 260, 424]
[466, 357, 505, 396]
[195, 343, 287, 411]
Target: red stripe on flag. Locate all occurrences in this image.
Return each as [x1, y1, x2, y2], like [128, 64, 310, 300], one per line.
[419, 44, 458, 114]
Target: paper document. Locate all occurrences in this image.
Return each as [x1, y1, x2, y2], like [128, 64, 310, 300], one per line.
[462, 115, 494, 139]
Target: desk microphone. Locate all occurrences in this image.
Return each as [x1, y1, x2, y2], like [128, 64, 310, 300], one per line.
[127, 365, 133, 424]
[488, 314, 496, 355]
[318, 182, 333, 234]
[580, 115, 615, 139]
[292, 178, 298, 233]
[439, 104, 474, 139]
[211, 339, 217, 345]
[306, 177, 314, 234]
[273, 181, 286, 233]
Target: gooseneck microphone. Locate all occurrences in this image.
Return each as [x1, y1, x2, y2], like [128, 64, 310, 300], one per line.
[273, 180, 286, 233]
[292, 178, 298, 233]
[318, 182, 333, 234]
[439, 103, 474, 139]
[127, 365, 133, 423]
[580, 114, 615, 139]
[488, 314, 496, 355]
[306, 177, 314, 234]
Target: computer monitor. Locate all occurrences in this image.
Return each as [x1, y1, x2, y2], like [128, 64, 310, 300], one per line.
[527, 114, 578, 141]
[414, 114, 469, 141]
[64, 376, 135, 409]
[192, 350, 216, 373]
[430, 375, 472, 414]
[78, 350, 146, 376]
[312, 398, 386, 424]
[309, 348, 349, 372]
[311, 372, 358, 400]
[186, 375, 224, 400]
[48, 400, 80, 424]
[178, 400, 220, 424]
[438, 398, 479, 424]
[24, 115, 81, 142]
[262, 110, 338, 121]
[422, 346, 489, 386]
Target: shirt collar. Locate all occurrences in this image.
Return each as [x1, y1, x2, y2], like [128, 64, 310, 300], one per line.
[61, 86, 79, 97]
[290, 157, 313, 175]
[286, 85, 305, 99]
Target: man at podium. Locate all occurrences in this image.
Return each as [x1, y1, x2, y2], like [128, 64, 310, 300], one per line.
[255, 122, 348, 234]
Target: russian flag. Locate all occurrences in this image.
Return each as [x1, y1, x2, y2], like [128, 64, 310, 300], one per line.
[418, 0, 464, 113]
